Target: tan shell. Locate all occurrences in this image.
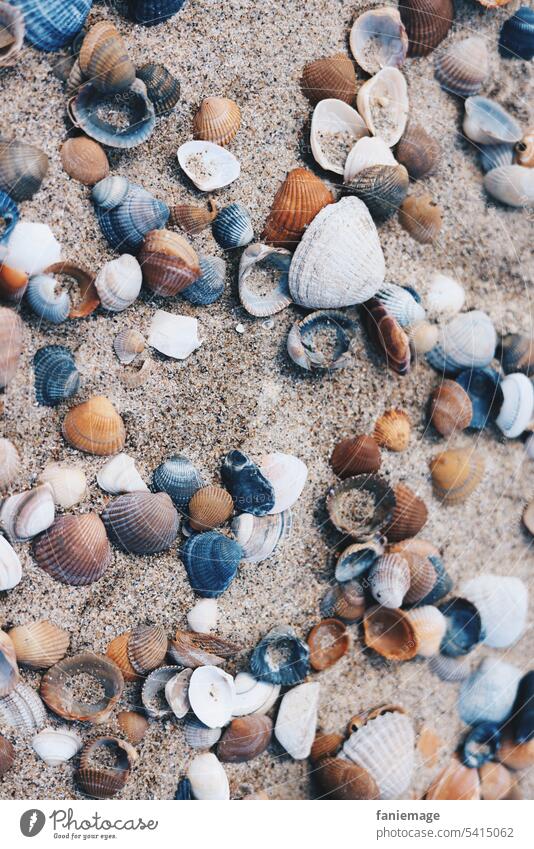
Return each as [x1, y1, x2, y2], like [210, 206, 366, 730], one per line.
[169, 630, 241, 668]
[409, 320, 439, 354]
[429, 379, 473, 436]
[373, 408, 411, 451]
[515, 129, 534, 168]
[127, 625, 167, 675]
[315, 756, 380, 800]
[399, 194, 442, 244]
[8, 621, 69, 669]
[497, 732, 534, 770]
[0, 438, 21, 491]
[62, 395, 126, 456]
[400, 0, 454, 58]
[0, 629, 19, 697]
[404, 606, 446, 657]
[426, 756, 480, 800]
[479, 762, 515, 800]
[330, 434, 381, 477]
[301, 53, 358, 105]
[139, 229, 200, 297]
[106, 632, 141, 682]
[0, 307, 23, 390]
[169, 199, 218, 235]
[262, 168, 334, 248]
[396, 124, 441, 180]
[0, 734, 15, 776]
[429, 448, 485, 504]
[79, 21, 136, 94]
[40, 652, 124, 723]
[76, 736, 134, 799]
[33, 512, 111, 586]
[193, 97, 241, 146]
[322, 579, 366, 622]
[60, 137, 109, 186]
[0, 139, 49, 202]
[113, 329, 145, 365]
[217, 715, 273, 763]
[307, 618, 349, 671]
[386, 483, 428, 542]
[310, 732, 344, 763]
[363, 605, 418, 660]
[188, 485, 234, 531]
[400, 547, 439, 604]
[117, 710, 148, 744]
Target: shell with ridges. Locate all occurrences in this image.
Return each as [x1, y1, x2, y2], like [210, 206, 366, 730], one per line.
[139, 229, 200, 297]
[429, 379, 473, 436]
[43, 261, 99, 320]
[0, 735, 14, 776]
[169, 630, 240, 668]
[102, 491, 179, 554]
[274, 681, 319, 760]
[62, 395, 125, 456]
[193, 97, 240, 147]
[15, 0, 91, 52]
[0, 682, 47, 732]
[231, 509, 291, 563]
[0, 2, 24, 68]
[117, 710, 148, 744]
[0, 535, 22, 591]
[375, 284, 425, 328]
[480, 143, 514, 174]
[429, 448, 485, 504]
[212, 202, 253, 250]
[137, 62, 180, 115]
[8, 621, 69, 669]
[188, 485, 233, 531]
[93, 179, 169, 252]
[349, 7, 408, 75]
[361, 297, 411, 375]
[373, 408, 410, 451]
[363, 605, 418, 660]
[396, 124, 441, 180]
[152, 454, 203, 508]
[262, 167, 334, 248]
[95, 254, 142, 312]
[426, 756, 480, 800]
[496, 373, 534, 438]
[79, 21, 135, 94]
[404, 606, 447, 656]
[0, 483, 55, 543]
[26, 273, 70, 324]
[327, 474, 396, 540]
[399, 194, 442, 244]
[463, 96, 522, 146]
[458, 658, 522, 726]
[69, 79, 156, 150]
[238, 243, 292, 317]
[426, 310, 496, 375]
[105, 632, 140, 682]
[32, 726, 82, 766]
[40, 652, 124, 723]
[0, 139, 49, 202]
[310, 98, 369, 174]
[177, 140, 240, 192]
[170, 199, 217, 235]
[181, 531, 242, 598]
[484, 165, 534, 208]
[184, 715, 222, 748]
[128, 624, 167, 675]
[39, 462, 87, 508]
[218, 715, 272, 762]
[461, 574, 528, 649]
[301, 53, 357, 105]
[499, 7, 534, 60]
[182, 254, 226, 305]
[331, 434, 381, 478]
[33, 512, 111, 586]
[334, 540, 383, 582]
[343, 164, 409, 220]
[435, 37, 489, 97]
[429, 653, 471, 682]
[343, 709, 415, 799]
[343, 136, 397, 183]
[498, 333, 534, 376]
[33, 345, 80, 407]
[425, 272, 465, 318]
[76, 736, 134, 799]
[357, 68, 408, 147]
[0, 306, 23, 389]
[369, 553, 410, 608]
[315, 756, 380, 799]
[400, 0, 454, 58]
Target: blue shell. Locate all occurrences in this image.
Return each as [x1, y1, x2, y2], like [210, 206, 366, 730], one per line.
[14, 0, 92, 52]
[70, 80, 156, 150]
[334, 540, 382, 582]
[33, 345, 80, 406]
[221, 449, 274, 516]
[152, 454, 203, 509]
[181, 530, 242, 598]
[511, 671, 534, 744]
[0, 190, 18, 244]
[499, 7, 534, 61]
[249, 624, 310, 686]
[479, 144, 514, 174]
[182, 255, 226, 306]
[175, 777, 192, 800]
[94, 183, 169, 253]
[460, 723, 501, 769]
[455, 368, 503, 430]
[212, 203, 254, 250]
[438, 597, 485, 657]
[26, 274, 70, 324]
[412, 555, 453, 607]
[128, 0, 186, 26]
[91, 177, 130, 211]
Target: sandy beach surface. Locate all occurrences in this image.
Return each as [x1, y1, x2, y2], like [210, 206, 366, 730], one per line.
[0, 0, 533, 800]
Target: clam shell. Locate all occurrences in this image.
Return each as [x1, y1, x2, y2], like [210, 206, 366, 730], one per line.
[310, 98, 368, 174]
[369, 553, 410, 608]
[400, 0, 454, 58]
[463, 96, 522, 146]
[400, 549, 440, 606]
[327, 474, 396, 540]
[39, 462, 87, 508]
[231, 510, 292, 563]
[170, 199, 218, 235]
[459, 658, 522, 726]
[426, 310, 496, 374]
[33, 345, 80, 407]
[515, 128, 534, 168]
[0, 2, 24, 68]
[137, 62, 180, 115]
[187, 599, 218, 633]
[212, 202, 253, 250]
[250, 624, 310, 686]
[1, 483, 55, 543]
[62, 395, 125, 456]
[181, 531, 242, 598]
[189, 665, 235, 729]
[181, 254, 226, 305]
[274, 681, 319, 760]
[343, 709, 415, 799]
[44, 261, 99, 319]
[426, 756, 480, 800]
[500, 6, 534, 60]
[177, 140, 240, 192]
[375, 283, 425, 328]
[238, 243, 291, 317]
[361, 298, 411, 375]
[396, 124, 441, 180]
[40, 653, 124, 723]
[0, 306, 23, 389]
[164, 667, 192, 718]
[307, 618, 349, 671]
[169, 630, 239, 668]
[32, 726, 81, 766]
[128, 624, 168, 674]
[331, 434, 381, 478]
[262, 168, 334, 249]
[425, 272, 465, 318]
[193, 97, 240, 146]
[428, 653, 471, 682]
[33, 512, 111, 586]
[498, 333, 534, 376]
[495, 373, 534, 438]
[363, 605, 418, 660]
[373, 408, 411, 451]
[315, 756, 379, 799]
[92, 179, 169, 253]
[148, 310, 202, 360]
[484, 165, 534, 208]
[429, 379, 473, 437]
[141, 665, 179, 718]
[334, 541, 382, 582]
[301, 53, 357, 105]
[187, 752, 229, 800]
[438, 597, 484, 657]
[511, 671, 534, 744]
[140, 229, 200, 297]
[221, 449, 274, 516]
[0, 682, 47, 732]
[357, 68, 409, 147]
[0, 535, 21, 591]
[0, 735, 14, 776]
[16, 0, 91, 52]
[69, 79, 156, 150]
[60, 137, 109, 186]
[184, 715, 222, 748]
[0, 139, 49, 202]
[0, 630, 19, 697]
[350, 7, 408, 75]
[102, 491, 180, 554]
[117, 710, 148, 744]
[231, 672, 280, 717]
[259, 452, 307, 514]
[79, 21, 135, 94]
[76, 736, 134, 799]
[153, 454, 203, 508]
[435, 37, 489, 97]
[404, 606, 446, 657]
[344, 164, 409, 220]
[408, 320, 439, 354]
[0, 191, 19, 247]
[385, 483, 427, 542]
[8, 621, 69, 669]
[97, 453, 148, 495]
[461, 574, 528, 649]
[188, 485, 233, 531]
[310, 732, 344, 763]
[287, 309, 359, 371]
[343, 136, 397, 183]
[2, 221, 61, 276]
[399, 194, 442, 244]
[95, 254, 142, 311]
[480, 143, 514, 174]
[105, 632, 140, 682]
[218, 715, 272, 763]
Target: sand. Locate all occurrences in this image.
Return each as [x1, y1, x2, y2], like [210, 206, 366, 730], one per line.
[0, 0, 533, 800]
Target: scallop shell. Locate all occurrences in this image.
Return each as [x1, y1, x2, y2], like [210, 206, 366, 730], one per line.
[429, 448, 485, 505]
[238, 243, 292, 317]
[399, 194, 442, 244]
[484, 165, 534, 208]
[259, 452, 307, 514]
[140, 229, 200, 297]
[181, 254, 226, 305]
[218, 715, 272, 762]
[404, 606, 446, 657]
[375, 283, 425, 328]
[373, 408, 411, 451]
[105, 632, 140, 682]
[459, 658, 522, 726]
[344, 163, 409, 220]
[183, 714, 222, 748]
[97, 453, 148, 495]
[76, 736, 134, 799]
[461, 574, 528, 649]
[428, 653, 471, 682]
[369, 553, 410, 608]
[498, 333, 534, 375]
[95, 254, 142, 312]
[300, 53, 357, 105]
[187, 752, 229, 800]
[187, 599, 218, 634]
[212, 202, 253, 250]
[343, 709, 415, 799]
[169, 631, 240, 668]
[170, 199, 218, 235]
[231, 672, 280, 717]
[0, 306, 23, 389]
[153, 454, 204, 508]
[0, 630, 19, 697]
[274, 681, 319, 760]
[310, 98, 369, 174]
[39, 462, 87, 508]
[127, 624, 167, 675]
[188, 665, 235, 729]
[343, 136, 397, 183]
[495, 373, 534, 438]
[515, 128, 534, 168]
[331, 434, 381, 478]
[307, 619, 349, 671]
[435, 37, 489, 97]
[60, 137, 109, 186]
[250, 624, 310, 686]
[463, 96, 522, 146]
[500, 6, 534, 60]
[0, 682, 47, 732]
[429, 379, 473, 437]
[427, 310, 497, 375]
[33, 345, 80, 407]
[32, 726, 82, 766]
[79, 21, 135, 94]
[231, 510, 291, 563]
[0, 735, 14, 776]
[2, 221, 61, 276]
[425, 272, 465, 318]
[177, 140, 240, 192]
[409, 320, 439, 354]
[164, 668, 192, 719]
[327, 474, 396, 540]
[0, 139, 49, 202]
[148, 310, 202, 360]
[363, 605, 418, 660]
[188, 485, 233, 531]
[69, 79, 156, 150]
[62, 395, 126, 456]
[426, 756, 480, 800]
[137, 62, 180, 115]
[315, 756, 380, 800]
[40, 653, 124, 723]
[361, 298, 411, 375]
[117, 710, 148, 744]
[350, 7, 408, 75]
[0, 535, 22, 591]
[221, 449, 274, 516]
[193, 97, 240, 147]
[181, 531, 242, 598]
[102, 491, 179, 554]
[0, 484, 55, 543]
[8, 621, 69, 669]
[141, 665, 179, 718]
[92, 179, 169, 252]
[0, 2, 24, 68]
[357, 68, 409, 147]
[480, 143, 515, 174]
[400, 0, 454, 58]
[33, 512, 111, 586]
[396, 124, 441, 180]
[287, 309, 359, 372]
[334, 540, 383, 582]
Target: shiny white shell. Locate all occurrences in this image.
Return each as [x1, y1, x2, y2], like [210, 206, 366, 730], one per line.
[31, 726, 82, 766]
[274, 681, 319, 760]
[259, 452, 307, 514]
[495, 372, 534, 438]
[425, 273, 465, 319]
[0, 535, 22, 591]
[164, 667, 192, 719]
[96, 453, 148, 494]
[39, 463, 87, 508]
[310, 98, 368, 174]
[177, 141, 240, 192]
[95, 254, 142, 311]
[188, 665, 235, 729]
[0, 483, 55, 543]
[232, 672, 280, 717]
[1, 222, 61, 276]
[343, 710, 415, 799]
[187, 598, 218, 633]
[231, 510, 292, 563]
[187, 752, 229, 800]
[148, 310, 202, 360]
[344, 136, 397, 182]
[484, 165, 534, 209]
[357, 67, 409, 147]
[458, 658, 522, 726]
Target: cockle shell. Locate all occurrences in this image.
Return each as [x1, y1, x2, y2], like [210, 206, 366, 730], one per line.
[484, 165, 534, 208]
[231, 510, 292, 563]
[300, 53, 358, 105]
[170, 200, 218, 235]
[218, 715, 272, 762]
[0, 484, 55, 543]
[350, 7, 408, 75]
[459, 658, 522, 726]
[0, 2, 24, 68]
[137, 62, 180, 115]
[479, 762, 515, 800]
[408, 320, 439, 354]
[238, 243, 292, 317]
[426, 756, 480, 800]
[187, 599, 218, 634]
[361, 298, 411, 375]
[426, 310, 497, 374]
[435, 37, 489, 97]
[399, 194, 442, 244]
[113, 330, 145, 366]
[15, 0, 91, 52]
[106, 632, 140, 682]
[182, 254, 226, 306]
[102, 491, 180, 554]
[327, 474, 396, 540]
[461, 575, 528, 649]
[258, 452, 307, 514]
[498, 333, 534, 375]
[95, 254, 142, 311]
[307, 619, 349, 670]
[463, 96, 522, 146]
[373, 408, 411, 451]
[363, 605, 418, 660]
[0, 306, 23, 389]
[76, 736, 134, 799]
[369, 553, 410, 608]
[1, 221, 61, 276]
[127, 624, 168, 675]
[177, 140, 240, 192]
[60, 137, 109, 186]
[310, 98, 368, 174]
[193, 97, 241, 146]
[140, 229, 200, 297]
[187, 752, 229, 800]
[181, 531, 242, 598]
[357, 68, 408, 147]
[0, 681, 46, 732]
[288, 197, 385, 309]
[8, 621, 69, 669]
[0, 191, 18, 247]
[92, 178, 169, 252]
[221, 449, 274, 516]
[330, 434, 381, 478]
[97, 453, 148, 495]
[250, 624, 310, 686]
[40, 653, 124, 723]
[33, 345, 80, 407]
[375, 283, 425, 328]
[117, 711, 148, 744]
[169, 631, 240, 668]
[480, 143, 514, 173]
[495, 373, 534, 438]
[310, 732, 344, 763]
[183, 715, 222, 748]
[148, 310, 202, 360]
[38, 463, 87, 508]
[232, 672, 280, 717]
[32, 726, 81, 766]
[141, 665, 179, 718]
[287, 310, 359, 371]
[0, 535, 21, 591]
[425, 273, 465, 318]
[429, 448, 485, 505]
[274, 681, 319, 760]
[164, 667, 192, 719]
[188, 665, 235, 729]
[26, 273, 69, 324]
[344, 164, 409, 220]
[429, 379, 473, 436]
[212, 202, 253, 250]
[152, 454, 203, 508]
[0, 734, 14, 776]
[396, 124, 441, 180]
[500, 6, 534, 60]
[404, 606, 446, 656]
[78, 21, 136, 95]
[188, 485, 233, 531]
[315, 756, 379, 799]
[69, 79, 156, 150]
[429, 653, 471, 683]
[343, 709, 415, 799]
[438, 597, 484, 657]
[33, 512, 111, 586]
[333, 540, 382, 582]
[62, 395, 125, 456]
[400, 0, 454, 58]
[0, 630, 19, 697]
[0, 139, 49, 202]
[343, 136, 397, 183]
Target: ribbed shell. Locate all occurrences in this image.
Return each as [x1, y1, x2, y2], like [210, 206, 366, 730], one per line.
[344, 164, 409, 220]
[426, 757, 480, 800]
[404, 606, 446, 656]
[386, 483, 428, 542]
[33, 512, 111, 586]
[0, 682, 47, 732]
[500, 7, 534, 61]
[182, 254, 226, 305]
[218, 715, 272, 762]
[399, 194, 442, 244]
[373, 408, 411, 451]
[363, 605, 418, 660]
[0, 307, 23, 390]
[15, 0, 91, 52]
[170, 200, 218, 235]
[181, 531, 242, 598]
[315, 757, 380, 800]
[128, 0, 186, 26]
[498, 333, 534, 376]
[76, 737, 132, 799]
[0, 2, 24, 68]
[0, 735, 14, 776]
[343, 710, 415, 799]
[113, 330, 145, 365]
[287, 309, 359, 371]
[193, 97, 241, 146]
[152, 454, 204, 508]
[141, 665, 179, 718]
[369, 553, 410, 608]
[330, 435, 381, 478]
[396, 124, 441, 180]
[301, 53, 357, 105]
[427, 310, 497, 374]
[40, 653, 124, 723]
[102, 491, 179, 554]
[375, 283, 426, 328]
[400, 0, 454, 57]
[105, 632, 141, 682]
[212, 202, 254, 250]
[429, 379, 473, 436]
[429, 448, 485, 504]
[428, 653, 471, 682]
[0, 139, 49, 201]
[117, 710, 148, 743]
[250, 624, 310, 686]
[139, 229, 200, 297]
[127, 624, 167, 674]
[33, 345, 80, 407]
[458, 658, 522, 726]
[307, 618, 349, 670]
[37, 464, 85, 509]
[401, 551, 438, 605]
[95, 254, 142, 312]
[435, 37, 489, 97]
[31, 726, 82, 766]
[361, 298, 411, 375]
[8, 621, 69, 669]
[69, 79, 156, 150]
[188, 485, 233, 531]
[169, 631, 239, 667]
[0, 483, 55, 543]
[496, 372, 534, 438]
[62, 395, 126, 456]
[79, 21, 135, 94]
[231, 510, 291, 563]
[60, 137, 109, 186]
[137, 62, 180, 115]
[262, 168, 334, 248]
[327, 474, 396, 540]
[93, 180, 169, 252]
[183, 715, 222, 748]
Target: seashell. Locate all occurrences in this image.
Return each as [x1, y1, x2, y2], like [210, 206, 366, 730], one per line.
[331, 435, 381, 478]
[64, 57, 85, 97]
[231, 510, 292, 563]
[92, 179, 169, 253]
[0, 734, 14, 776]
[128, 0, 185, 26]
[169, 631, 240, 668]
[188, 665, 235, 729]
[511, 671, 534, 744]
[0, 630, 19, 697]
[39, 463, 87, 508]
[113, 330, 146, 367]
[334, 540, 383, 582]
[95, 254, 142, 312]
[33, 512, 111, 586]
[459, 658, 522, 726]
[177, 140, 240, 192]
[428, 379, 473, 437]
[127, 624, 168, 676]
[343, 136, 397, 183]
[484, 165, 534, 208]
[181, 531, 242, 598]
[315, 756, 380, 800]
[8, 621, 69, 669]
[327, 474, 396, 541]
[41, 261, 99, 320]
[221, 449, 274, 516]
[400, 0, 454, 58]
[495, 373, 534, 438]
[259, 452, 307, 514]
[141, 665, 179, 718]
[396, 124, 441, 180]
[102, 491, 179, 554]
[499, 6, 534, 60]
[97, 453, 147, 496]
[193, 97, 240, 147]
[498, 333, 534, 376]
[479, 762, 515, 800]
[218, 715, 272, 762]
[373, 408, 411, 451]
[175, 779, 191, 799]
[212, 202, 253, 250]
[33, 345, 80, 407]
[187, 752, 229, 800]
[515, 128, 534, 167]
[399, 194, 442, 244]
[188, 485, 233, 532]
[184, 715, 222, 749]
[140, 230, 200, 297]
[40, 652, 124, 723]
[361, 298, 411, 375]
[182, 254, 226, 306]
[164, 667, 192, 719]
[2, 221, 61, 276]
[0, 535, 22, 591]
[0, 681, 46, 732]
[1, 484, 55, 543]
[0, 1, 24, 68]
[350, 7, 408, 75]
[357, 68, 409, 147]
[288, 197, 385, 309]
[62, 395, 126, 455]
[497, 731, 534, 770]
[105, 632, 140, 682]
[460, 722, 501, 769]
[170, 200, 218, 236]
[310, 98, 369, 174]
[92, 175, 129, 208]
[32, 726, 81, 766]
[232, 672, 280, 717]
[262, 167, 334, 250]
[369, 553, 410, 608]
[300, 53, 357, 105]
[26, 273, 69, 324]
[400, 551, 440, 606]
[79, 21, 135, 95]
[375, 283, 425, 328]
[250, 625, 310, 687]
[307, 618, 349, 671]
[463, 96, 522, 146]
[310, 732, 344, 763]
[428, 653, 472, 683]
[76, 736, 134, 799]
[117, 710, 148, 744]
[425, 272, 465, 319]
[522, 500, 534, 535]
[152, 454, 203, 508]
[0, 139, 49, 202]
[0, 437, 20, 491]
[287, 309, 359, 372]
[0, 306, 23, 389]
[426, 310, 496, 375]
[480, 143, 514, 174]
[344, 164, 409, 220]
[343, 708, 415, 799]
[409, 319, 439, 354]
[274, 681, 319, 760]
[187, 599, 218, 634]
[137, 62, 180, 115]
[60, 137, 109, 186]
[435, 37, 489, 97]
[438, 597, 484, 657]
[426, 756, 480, 800]
[404, 606, 446, 656]
[238, 243, 291, 317]
[0, 192, 18, 247]
[69, 79, 156, 150]
[148, 310, 202, 360]
[13, 0, 90, 51]
[461, 574, 528, 649]
[363, 605, 418, 660]
[0, 260, 27, 303]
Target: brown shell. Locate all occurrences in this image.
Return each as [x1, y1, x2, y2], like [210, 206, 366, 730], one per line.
[301, 53, 357, 105]
[523, 500, 534, 536]
[396, 124, 441, 180]
[8, 620, 70, 669]
[101, 491, 180, 555]
[497, 732, 534, 770]
[347, 703, 406, 734]
[106, 632, 141, 682]
[44, 261, 100, 319]
[0, 734, 15, 776]
[192, 97, 241, 146]
[429, 379, 472, 437]
[62, 395, 125, 456]
[307, 618, 349, 671]
[127, 625, 167, 675]
[310, 732, 344, 763]
[79, 21, 136, 94]
[323, 580, 366, 622]
[400, 0, 454, 58]
[169, 630, 241, 668]
[498, 333, 534, 376]
[139, 229, 200, 297]
[363, 605, 418, 660]
[188, 485, 234, 531]
[385, 483, 428, 542]
[361, 298, 411, 375]
[33, 512, 111, 586]
[262, 167, 334, 248]
[425, 756, 480, 800]
[0, 139, 49, 202]
[416, 725, 443, 768]
[373, 408, 411, 452]
[0, 630, 19, 697]
[217, 715, 273, 763]
[315, 756, 380, 800]
[326, 474, 396, 540]
[330, 434, 381, 478]
[515, 129, 534, 169]
[429, 448, 485, 504]
[0, 264, 28, 303]
[169, 199, 218, 235]
[399, 194, 442, 244]
[76, 736, 133, 799]
[60, 137, 110, 186]
[402, 551, 438, 604]
[117, 710, 148, 744]
[344, 164, 409, 220]
[479, 762, 514, 800]
[0, 307, 23, 390]
[40, 652, 124, 723]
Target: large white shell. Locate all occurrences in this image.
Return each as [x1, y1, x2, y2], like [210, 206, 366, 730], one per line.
[288, 197, 385, 308]
[310, 98, 368, 174]
[164, 667, 193, 719]
[0, 483, 55, 543]
[343, 710, 415, 799]
[96, 453, 148, 494]
[274, 681, 319, 760]
[458, 658, 522, 726]
[188, 665, 235, 729]
[350, 7, 408, 75]
[231, 509, 292, 563]
[484, 165, 534, 209]
[463, 97, 522, 146]
[95, 254, 142, 311]
[39, 463, 87, 509]
[32, 726, 82, 766]
[187, 599, 218, 633]
[232, 672, 280, 717]
[344, 136, 397, 182]
[0, 438, 20, 491]
[357, 68, 409, 147]
[461, 575, 528, 649]
[425, 273, 465, 319]
[0, 222, 61, 276]
[148, 310, 202, 360]
[259, 452, 307, 514]
[0, 535, 22, 591]
[177, 140, 240, 192]
[495, 373, 534, 438]
[187, 752, 229, 800]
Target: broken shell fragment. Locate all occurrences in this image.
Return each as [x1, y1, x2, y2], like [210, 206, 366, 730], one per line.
[435, 37, 489, 97]
[274, 681, 319, 760]
[350, 7, 408, 75]
[357, 67, 409, 147]
[8, 621, 69, 669]
[461, 722, 501, 769]
[33, 512, 111, 586]
[169, 631, 240, 668]
[62, 395, 126, 456]
[31, 726, 82, 766]
[250, 625, 310, 686]
[69, 79, 156, 150]
[218, 715, 272, 762]
[39, 462, 87, 509]
[221, 449, 274, 516]
[0, 682, 46, 732]
[334, 541, 382, 582]
[438, 597, 484, 657]
[188, 665, 235, 729]
[187, 752, 229, 800]
[498, 333, 534, 376]
[231, 510, 292, 563]
[310, 98, 368, 174]
[76, 736, 134, 799]
[259, 452, 307, 514]
[425, 272, 465, 319]
[396, 124, 441, 180]
[141, 666, 179, 718]
[399, 194, 442, 244]
[177, 140, 240, 192]
[193, 97, 241, 146]
[361, 298, 411, 375]
[0, 630, 19, 697]
[1, 483, 55, 543]
[515, 129, 534, 167]
[40, 653, 124, 723]
[373, 408, 411, 451]
[363, 605, 418, 660]
[301, 53, 358, 105]
[2, 221, 60, 277]
[164, 668, 192, 719]
[148, 310, 202, 360]
[307, 619, 349, 671]
[60, 137, 109, 186]
[327, 474, 396, 540]
[97, 453, 148, 495]
[0, 2, 24, 68]
[287, 310, 359, 372]
[187, 599, 218, 634]
[231, 672, 280, 717]
[170, 199, 218, 235]
[238, 243, 291, 317]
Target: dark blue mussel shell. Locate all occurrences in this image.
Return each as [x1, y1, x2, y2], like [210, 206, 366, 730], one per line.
[455, 367, 503, 430]
[128, 0, 186, 26]
[499, 7, 534, 61]
[249, 624, 310, 686]
[181, 530, 243, 598]
[221, 450, 275, 516]
[175, 777, 192, 799]
[438, 597, 485, 657]
[33, 345, 80, 407]
[460, 722, 501, 769]
[511, 670, 534, 744]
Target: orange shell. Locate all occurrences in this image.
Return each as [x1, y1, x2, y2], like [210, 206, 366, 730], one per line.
[0, 263, 28, 303]
[373, 408, 411, 452]
[33, 513, 111, 586]
[497, 732, 534, 771]
[363, 605, 418, 661]
[425, 756, 480, 800]
[429, 448, 485, 504]
[139, 229, 200, 297]
[79, 21, 136, 94]
[307, 618, 349, 671]
[399, 194, 442, 244]
[127, 624, 167, 675]
[429, 379, 472, 437]
[106, 632, 141, 682]
[217, 715, 272, 763]
[262, 168, 334, 248]
[301, 53, 358, 105]
[62, 395, 125, 456]
[386, 483, 428, 542]
[117, 710, 148, 744]
[45, 262, 100, 319]
[479, 762, 515, 800]
[188, 485, 234, 531]
[330, 434, 381, 478]
[60, 137, 109, 186]
[169, 199, 218, 235]
[315, 756, 380, 800]
[8, 620, 69, 669]
[192, 97, 241, 146]
[310, 732, 344, 763]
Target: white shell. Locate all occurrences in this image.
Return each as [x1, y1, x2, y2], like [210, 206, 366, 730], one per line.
[0, 222, 61, 276]
[96, 453, 148, 494]
[183, 715, 222, 749]
[463, 97, 522, 146]
[428, 654, 471, 683]
[177, 141, 240, 192]
[495, 373, 534, 438]
[525, 432, 534, 460]
[375, 283, 425, 327]
[31, 726, 82, 766]
[0, 438, 20, 491]
[357, 68, 409, 147]
[344, 136, 397, 182]
[231, 510, 292, 563]
[113, 329, 145, 365]
[238, 243, 292, 317]
[274, 681, 319, 760]
[188, 665, 235, 729]
[310, 98, 368, 174]
[461, 574, 528, 649]
[259, 452, 307, 514]
[434, 37, 489, 97]
[0, 483, 55, 543]
[0, 682, 47, 732]
[349, 7, 408, 75]
[428, 310, 497, 373]
[484, 165, 534, 209]
[232, 672, 280, 717]
[0, 535, 22, 591]
[148, 310, 202, 360]
[95, 254, 142, 311]
[39, 463, 87, 508]
[186, 752, 229, 800]
[458, 658, 522, 726]
[164, 667, 193, 719]
[425, 273, 465, 319]
[187, 599, 218, 633]
[288, 197, 385, 308]
[404, 605, 447, 657]
[343, 710, 415, 799]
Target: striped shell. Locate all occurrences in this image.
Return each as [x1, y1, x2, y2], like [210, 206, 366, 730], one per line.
[0, 681, 47, 732]
[183, 715, 222, 748]
[0, 139, 49, 202]
[76, 736, 134, 799]
[315, 757, 379, 800]
[404, 606, 446, 657]
[8, 621, 69, 669]
[128, 625, 168, 674]
[139, 229, 200, 297]
[212, 202, 254, 250]
[33, 512, 111, 586]
[400, 0, 454, 58]
[169, 200, 218, 235]
[330, 435, 381, 478]
[62, 395, 126, 456]
[361, 298, 411, 375]
[40, 653, 124, 723]
[0, 307, 23, 390]
[301, 53, 357, 105]
[181, 531, 242, 598]
[188, 485, 233, 531]
[193, 97, 241, 146]
[137, 62, 181, 115]
[343, 709, 415, 799]
[69, 79, 156, 150]
[182, 254, 226, 305]
[262, 168, 334, 248]
[344, 164, 409, 220]
[33, 345, 80, 407]
[373, 409, 411, 451]
[385, 483, 428, 542]
[60, 137, 109, 186]
[152, 454, 204, 508]
[79, 21, 135, 94]
[369, 553, 410, 608]
[458, 658, 522, 726]
[396, 124, 440, 180]
[435, 37, 489, 97]
[0, 484, 55, 543]
[427, 310, 497, 375]
[105, 632, 141, 682]
[169, 631, 240, 668]
[102, 491, 180, 554]
[429, 448, 485, 504]
[117, 710, 148, 744]
[218, 715, 272, 762]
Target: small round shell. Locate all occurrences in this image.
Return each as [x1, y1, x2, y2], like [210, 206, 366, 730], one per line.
[331, 435, 381, 478]
[95, 254, 142, 311]
[137, 62, 180, 115]
[307, 619, 349, 670]
[396, 124, 441, 180]
[32, 726, 82, 766]
[373, 409, 411, 451]
[117, 710, 148, 744]
[429, 448, 485, 504]
[400, 0, 454, 58]
[399, 194, 442, 244]
[193, 97, 241, 147]
[60, 137, 109, 186]
[62, 395, 125, 456]
[188, 485, 233, 531]
[363, 605, 418, 660]
[369, 553, 410, 608]
[429, 379, 473, 436]
[39, 462, 87, 508]
[8, 621, 69, 669]
[128, 624, 168, 675]
[435, 37, 489, 97]
[301, 53, 357, 105]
